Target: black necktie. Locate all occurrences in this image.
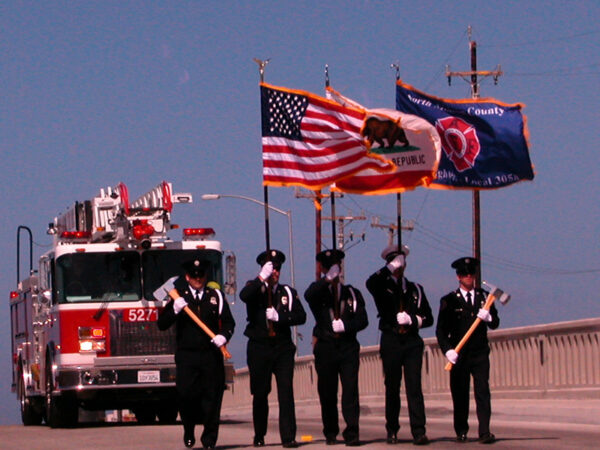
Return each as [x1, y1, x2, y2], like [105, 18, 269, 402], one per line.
[466, 292, 472, 305]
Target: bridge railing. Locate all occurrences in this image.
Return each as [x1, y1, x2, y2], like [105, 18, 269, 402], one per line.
[222, 318, 600, 409]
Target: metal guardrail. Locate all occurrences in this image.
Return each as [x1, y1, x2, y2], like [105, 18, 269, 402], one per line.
[222, 318, 600, 409]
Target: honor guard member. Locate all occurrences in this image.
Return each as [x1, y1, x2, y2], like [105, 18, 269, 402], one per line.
[366, 244, 432, 446]
[239, 250, 307, 448]
[436, 257, 499, 444]
[304, 249, 368, 446]
[157, 259, 235, 449]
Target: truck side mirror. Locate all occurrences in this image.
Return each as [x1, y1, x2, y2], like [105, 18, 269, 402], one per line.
[224, 252, 237, 299]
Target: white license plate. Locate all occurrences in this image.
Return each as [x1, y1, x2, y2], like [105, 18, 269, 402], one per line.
[137, 370, 160, 383]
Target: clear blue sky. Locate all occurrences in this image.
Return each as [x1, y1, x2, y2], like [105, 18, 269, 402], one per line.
[1, 1, 599, 425]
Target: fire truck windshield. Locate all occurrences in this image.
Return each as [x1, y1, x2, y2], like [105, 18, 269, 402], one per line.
[142, 249, 224, 300]
[55, 252, 142, 303]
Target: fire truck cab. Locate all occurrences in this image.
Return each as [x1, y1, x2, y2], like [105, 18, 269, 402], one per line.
[10, 181, 236, 427]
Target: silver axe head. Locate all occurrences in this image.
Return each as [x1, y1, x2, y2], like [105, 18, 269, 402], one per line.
[482, 281, 511, 305]
[153, 275, 179, 301]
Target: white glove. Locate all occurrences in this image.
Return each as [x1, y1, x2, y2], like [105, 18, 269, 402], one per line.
[211, 334, 227, 348]
[396, 311, 412, 326]
[259, 261, 273, 281]
[173, 297, 188, 314]
[445, 349, 459, 365]
[386, 254, 405, 272]
[266, 307, 279, 322]
[477, 308, 492, 323]
[325, 264, 340, 281]
[332, 319, 345, 333]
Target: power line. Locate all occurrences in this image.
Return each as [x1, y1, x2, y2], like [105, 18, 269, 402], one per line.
[412, 221, 600, 275]
[482, 30, 600, 48]
[326, 197, 600, 276]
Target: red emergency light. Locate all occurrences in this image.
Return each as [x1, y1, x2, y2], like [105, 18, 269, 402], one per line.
[132, 220, 155, 241]
[183, 228, 215, 237]
[61, 231, 91, 240]
[10, 291, 19, 299]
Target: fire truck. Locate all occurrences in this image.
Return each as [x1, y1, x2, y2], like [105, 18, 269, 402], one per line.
[10, 181, 236, 427]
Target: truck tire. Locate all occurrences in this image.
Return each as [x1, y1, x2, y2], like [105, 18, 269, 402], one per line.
[156, 402, 178, 424]
[45, 361, 78, 428]
[19, 375, 43, 426]
[133, 405, 156, 424]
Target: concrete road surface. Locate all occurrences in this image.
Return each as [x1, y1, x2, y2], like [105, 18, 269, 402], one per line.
[1, 398, 599, 449]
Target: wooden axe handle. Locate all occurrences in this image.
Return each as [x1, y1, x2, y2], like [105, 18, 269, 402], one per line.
[168, 288, 232, 360]
[444, 291, 498, 371]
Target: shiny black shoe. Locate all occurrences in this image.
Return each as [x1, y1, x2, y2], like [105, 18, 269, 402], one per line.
[456, 433, 468, 443]
[479, 432, 496, 444]
[183, 431, 195, 448]
[326, 437, 337, 445]
[345, 438, 361, 446]
[413, 434, 429, 446]
[282, 440, 299, 448]
[253, 436, 265, 447]
[386, 432, 398, 444]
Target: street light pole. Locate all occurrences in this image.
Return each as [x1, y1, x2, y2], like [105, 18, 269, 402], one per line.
[201, 193, 295, 289]
[201, 193, 298, 348]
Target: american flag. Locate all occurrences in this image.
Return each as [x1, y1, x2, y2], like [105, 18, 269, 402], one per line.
[260, 83, 394, 190]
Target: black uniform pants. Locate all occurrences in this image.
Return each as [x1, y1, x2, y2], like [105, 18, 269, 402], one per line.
[247, 338, 297, 443]
[313, 339, 360, 442]
[450, 348, 491, 437]
[379, 332, 426, 438]
[176, 348, 225, 448]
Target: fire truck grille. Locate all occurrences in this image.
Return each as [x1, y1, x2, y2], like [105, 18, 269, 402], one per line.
[109, 311, 176, 356]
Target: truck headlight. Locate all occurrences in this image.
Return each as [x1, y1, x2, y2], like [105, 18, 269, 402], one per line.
[78, 327, 106, 353]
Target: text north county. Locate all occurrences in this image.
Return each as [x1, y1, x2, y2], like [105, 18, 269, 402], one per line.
[407, 93, 507, 117]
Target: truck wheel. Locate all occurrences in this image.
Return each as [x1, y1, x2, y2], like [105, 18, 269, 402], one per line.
[19, 376, 43, 426]
[133, 406, 156, 424]
[45, 363, 78, 428]
[156, 402, 178, 424]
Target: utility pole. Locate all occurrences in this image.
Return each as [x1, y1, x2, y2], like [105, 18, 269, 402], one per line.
[321, 212, 367, 283]
[370, 217, 415, 240]
[444, 26, 502, 287]
[295, 187, 328, 280]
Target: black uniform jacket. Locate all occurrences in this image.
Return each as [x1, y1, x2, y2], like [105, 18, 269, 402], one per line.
[157, 276, 235, 352]
[436, 287, 499, 354]
[304, 278, 368, 343]
[239, 277, 306, 341]
[366, 266, 433, 335]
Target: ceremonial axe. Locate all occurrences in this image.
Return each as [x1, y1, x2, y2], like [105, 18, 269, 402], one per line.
[444, 281, 510, 371]
[154, 276, 232, 360]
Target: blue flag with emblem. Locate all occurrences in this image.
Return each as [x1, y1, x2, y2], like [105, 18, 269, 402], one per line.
[396, 80, 534, 189]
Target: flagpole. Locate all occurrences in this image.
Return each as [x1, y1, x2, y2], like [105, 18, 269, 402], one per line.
[445, 26, 502, 288]
[391, 63, 404, 254]
[255, 57, 275, 336]
[392, 63, 408, 333]
[325, 64, 337, 257]
[469, 35, 482, 288]
[254, 58, 272, 254]
[324, 64, 341, 320]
